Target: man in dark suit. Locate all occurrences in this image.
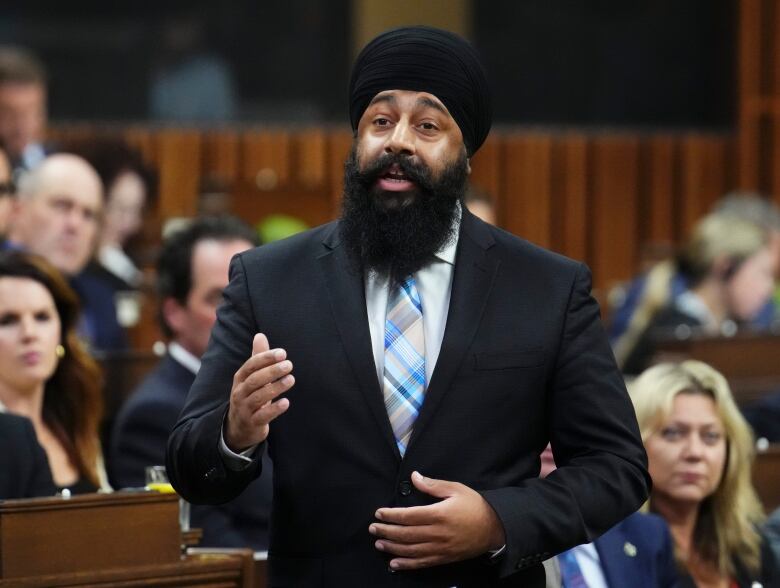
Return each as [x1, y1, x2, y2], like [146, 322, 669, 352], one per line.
[0, 412, 55, 500]
[111, 216, 272, 550]
[6, 154, 126, 352]
[167, 26, 649, 586]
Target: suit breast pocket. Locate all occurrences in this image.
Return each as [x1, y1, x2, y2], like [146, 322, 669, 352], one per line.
[473, 348, 546, 371]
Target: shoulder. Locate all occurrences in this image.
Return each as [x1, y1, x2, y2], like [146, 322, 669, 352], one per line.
[236, 222, 338, 270]
[0, 412, 36, 440]
[614, 511, 669, 537]
[117, 358, 191, 421]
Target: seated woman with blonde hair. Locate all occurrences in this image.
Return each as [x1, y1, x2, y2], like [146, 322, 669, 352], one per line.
[616, 214, 776, 375]
[0, 250, 109, 493]
[629, 360, 780, 587]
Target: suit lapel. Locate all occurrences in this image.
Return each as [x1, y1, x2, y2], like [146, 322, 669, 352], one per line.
[405, 209, 499, 456]
[317, 225, 400, 459]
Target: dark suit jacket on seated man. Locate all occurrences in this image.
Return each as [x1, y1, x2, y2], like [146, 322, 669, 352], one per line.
[167, 26, 650, 587]
[112, 216, 271, 549]
[0, 412, 56, 500]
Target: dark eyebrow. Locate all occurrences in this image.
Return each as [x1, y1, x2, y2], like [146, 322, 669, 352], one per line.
[416, 96, 448, 115]
[368, 94, 396, 107]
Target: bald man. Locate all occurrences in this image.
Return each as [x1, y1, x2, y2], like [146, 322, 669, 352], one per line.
[7, 154, 126, 351]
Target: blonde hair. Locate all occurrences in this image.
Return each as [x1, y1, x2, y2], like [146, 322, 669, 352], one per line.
[614, 214, 768, 368]
[628, 360, 764, 577]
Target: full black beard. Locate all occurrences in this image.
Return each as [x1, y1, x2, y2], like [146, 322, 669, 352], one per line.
[339, 146, 468, 286]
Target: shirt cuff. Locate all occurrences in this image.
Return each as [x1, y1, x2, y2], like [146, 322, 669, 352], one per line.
[218, 424, 258, 471]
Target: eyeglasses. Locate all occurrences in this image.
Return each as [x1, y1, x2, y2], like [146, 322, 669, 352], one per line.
[0, 182, 15, 196]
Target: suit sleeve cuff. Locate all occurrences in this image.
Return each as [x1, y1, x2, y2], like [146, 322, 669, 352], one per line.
[218, 423, 258, 471]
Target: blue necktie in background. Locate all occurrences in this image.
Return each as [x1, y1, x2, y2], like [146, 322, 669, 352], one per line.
[559, 549, 590, 588]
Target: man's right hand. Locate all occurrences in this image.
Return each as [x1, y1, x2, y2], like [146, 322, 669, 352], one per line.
[225, 333, 295, 452]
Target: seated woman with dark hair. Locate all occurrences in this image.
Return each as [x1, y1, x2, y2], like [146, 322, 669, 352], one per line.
[629, 361, 780, 587]
[615, 213, 776, 375]
[0, 251, 109, 493]
[0, 412, 55, 499]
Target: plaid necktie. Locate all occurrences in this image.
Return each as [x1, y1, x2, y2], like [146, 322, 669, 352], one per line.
[383, 276, 425, 456]
[559, 549, 590, 588]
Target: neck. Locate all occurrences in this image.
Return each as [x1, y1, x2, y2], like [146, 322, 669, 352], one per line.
[0, 382, 46, 427]
[652, 495, 699, 557]
[691, 278, 727, 326]
[100, 236, 122, 250]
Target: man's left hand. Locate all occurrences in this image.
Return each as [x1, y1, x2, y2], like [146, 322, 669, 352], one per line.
[369, 471, 506, 571]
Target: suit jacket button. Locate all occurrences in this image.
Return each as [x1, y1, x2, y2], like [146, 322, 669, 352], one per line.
[399, 481, 412, 496]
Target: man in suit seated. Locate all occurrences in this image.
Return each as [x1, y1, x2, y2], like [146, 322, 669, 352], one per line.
[540, 445, 679, 587]
[167, 26, 649, 586]
[111, 216, 273, 550]
[0, 412, 55, 499]
[6, 154, 126, 351]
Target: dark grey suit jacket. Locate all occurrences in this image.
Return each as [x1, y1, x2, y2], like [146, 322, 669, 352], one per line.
[167, 209, 650, 587]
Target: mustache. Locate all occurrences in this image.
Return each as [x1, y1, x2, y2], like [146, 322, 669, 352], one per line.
[356, 153, 434, 192]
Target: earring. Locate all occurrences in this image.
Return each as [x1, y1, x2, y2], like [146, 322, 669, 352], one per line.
[55, 344, 66, 359]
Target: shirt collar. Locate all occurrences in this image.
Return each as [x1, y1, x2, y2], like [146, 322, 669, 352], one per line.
[168, 341, 201, 375]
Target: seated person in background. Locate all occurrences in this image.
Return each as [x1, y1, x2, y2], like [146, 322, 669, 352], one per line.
[0, 251, 110, 494]
[6, 154, 127, 352]
[111, 216, 273, 550]
[0, 412, 55, 499]
[629, 360, 780, 587]
[615, 213, 775, 375]
[539, 444, 679, 588]
[76, 139, 156, 293]
[610, 194, 780, 345]
[0, 46, 50, 175]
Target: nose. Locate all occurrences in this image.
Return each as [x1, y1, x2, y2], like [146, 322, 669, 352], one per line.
[19, 315, 38, 341]
[384, 119, 415, 156]
[681, 434, 705, 460]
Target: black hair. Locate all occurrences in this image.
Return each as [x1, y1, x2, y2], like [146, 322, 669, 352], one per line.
[156, 215, 260, 337]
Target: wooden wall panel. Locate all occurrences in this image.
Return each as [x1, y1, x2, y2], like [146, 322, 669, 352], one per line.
[642, 136, 677, 247]
[241, 130, 292, 189]
[679, 134, 729, 236]
[46, 124, 741, 292]
[155, 130, 202, 219]
[327, 129, 354, 209]
[590, 135, 640, 290]
[202, 131, 240, 183]
[552, 134, 589, 262]
[295, 129, 328, 189]
[469, 134, 503, 210]
[502, 134, 553, 248]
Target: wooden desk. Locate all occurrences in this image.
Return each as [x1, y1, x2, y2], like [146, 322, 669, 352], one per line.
[654, 330, 780, 406]
[0, 492, 254, 587]
[754, 444, 780, 513]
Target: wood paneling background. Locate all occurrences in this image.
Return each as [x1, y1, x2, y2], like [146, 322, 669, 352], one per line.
[49, 125, 736, 296]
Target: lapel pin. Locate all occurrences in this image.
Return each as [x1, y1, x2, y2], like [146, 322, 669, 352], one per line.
[623, 542, 637, 557]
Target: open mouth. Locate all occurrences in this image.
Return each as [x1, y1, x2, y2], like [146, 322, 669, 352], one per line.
[377, 163, 416, 192]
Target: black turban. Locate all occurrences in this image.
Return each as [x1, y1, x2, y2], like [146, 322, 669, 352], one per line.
[349, 26, 492, 156]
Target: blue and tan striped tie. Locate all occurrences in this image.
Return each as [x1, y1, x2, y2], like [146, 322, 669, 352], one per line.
[383, 276, 425, 456]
